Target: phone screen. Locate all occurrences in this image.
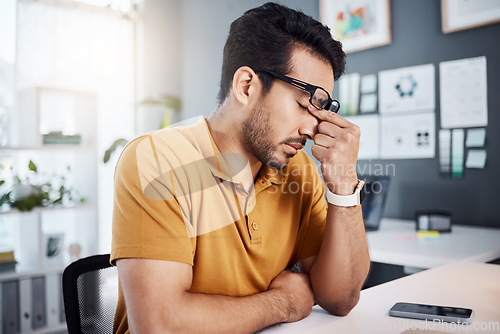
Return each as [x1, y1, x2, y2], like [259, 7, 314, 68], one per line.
[389, 302, 473, 323]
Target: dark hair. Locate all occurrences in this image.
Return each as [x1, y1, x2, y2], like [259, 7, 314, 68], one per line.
[217, 2, 345, 104]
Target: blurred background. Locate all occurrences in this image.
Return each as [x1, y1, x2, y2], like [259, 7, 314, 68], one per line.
[0, 0, 499, 332]
[0, 0, 500, 260]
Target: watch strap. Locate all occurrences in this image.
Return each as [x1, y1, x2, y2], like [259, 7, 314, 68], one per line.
[326, 180, 365, 207]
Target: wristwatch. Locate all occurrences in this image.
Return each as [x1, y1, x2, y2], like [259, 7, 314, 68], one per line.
[326, 180, 365, 207]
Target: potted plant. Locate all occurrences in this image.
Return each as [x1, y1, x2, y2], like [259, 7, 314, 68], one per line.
[103, 94, 181, 163]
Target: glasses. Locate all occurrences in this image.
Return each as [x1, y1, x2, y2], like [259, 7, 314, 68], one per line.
[254, 69, 340, 113]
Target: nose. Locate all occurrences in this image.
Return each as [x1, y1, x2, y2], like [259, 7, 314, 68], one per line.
[298, 108, 319, 140]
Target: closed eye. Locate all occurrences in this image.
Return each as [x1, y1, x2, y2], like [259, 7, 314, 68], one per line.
[297, 102, 308, 111]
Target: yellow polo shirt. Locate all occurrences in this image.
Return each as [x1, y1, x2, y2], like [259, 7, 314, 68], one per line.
[111, 117, 327, 333]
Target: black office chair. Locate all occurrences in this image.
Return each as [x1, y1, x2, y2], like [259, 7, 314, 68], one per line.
[62, 254, 119, 334]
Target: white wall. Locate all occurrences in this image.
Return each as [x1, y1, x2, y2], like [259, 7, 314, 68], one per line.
[139, 0, 182, 99]
[140, 0, 320, 121]
[136, 0, 182, 131]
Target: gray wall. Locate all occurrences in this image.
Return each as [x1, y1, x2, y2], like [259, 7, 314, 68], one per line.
[343, 0, 500, 227]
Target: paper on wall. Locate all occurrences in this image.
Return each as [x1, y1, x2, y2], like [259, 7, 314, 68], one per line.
[440, 57, 488, 129]
[380, 112, 435, 159]
[451, 129, 465, 178]
[379, 64, 435, 114]
[360, 74, 377, 93]
[439, 129, 451, 174]
[339, 72, 360, 116]
[465, 150, 487, 169]
[346, 114, 380, 160]
[360, 93, 378, 113]
[465, 128, 486, 147]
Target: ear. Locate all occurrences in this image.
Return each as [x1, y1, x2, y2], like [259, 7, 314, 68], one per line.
[231, 66, 260, 106]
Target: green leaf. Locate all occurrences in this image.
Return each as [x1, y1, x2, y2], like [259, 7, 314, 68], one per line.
[103, 138, 129, 163]
[28, 160, 38, 173]
[0, 191, 10, 206]
[140, 94, 181, 113]
[0, 180, 4, 186]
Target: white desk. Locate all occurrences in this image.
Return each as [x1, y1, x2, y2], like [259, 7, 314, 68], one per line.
[263, 262, 500, 333]
[366, 218, 500, 269]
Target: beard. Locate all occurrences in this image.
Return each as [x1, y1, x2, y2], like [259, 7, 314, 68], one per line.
[241, 102, 304, 170]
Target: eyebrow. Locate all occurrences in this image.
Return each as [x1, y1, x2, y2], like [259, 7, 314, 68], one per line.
[294, 87, 310, 100]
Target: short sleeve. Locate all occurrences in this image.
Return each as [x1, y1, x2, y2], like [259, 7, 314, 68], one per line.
[110, 135, 196, 266]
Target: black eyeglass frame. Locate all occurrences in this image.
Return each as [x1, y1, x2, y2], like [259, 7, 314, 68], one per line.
[254, 69, 340, 113]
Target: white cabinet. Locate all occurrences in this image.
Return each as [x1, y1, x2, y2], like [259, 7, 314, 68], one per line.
[0, 87, 98, 333]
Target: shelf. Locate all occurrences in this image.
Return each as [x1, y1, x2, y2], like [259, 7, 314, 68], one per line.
[0, 263, 67, 281]
[0, 145, 95, 152]
[35, 324, 68, 334]
[0, 203, 97, 216]
[1, 83, 97, 334]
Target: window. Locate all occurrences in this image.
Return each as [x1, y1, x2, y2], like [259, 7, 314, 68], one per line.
[5, 0, 138, 252]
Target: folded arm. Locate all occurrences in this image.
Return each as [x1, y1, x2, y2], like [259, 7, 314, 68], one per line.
[116, 258, 314, 333]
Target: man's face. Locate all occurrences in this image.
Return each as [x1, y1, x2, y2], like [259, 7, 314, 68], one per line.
[242, 47, 334, 170]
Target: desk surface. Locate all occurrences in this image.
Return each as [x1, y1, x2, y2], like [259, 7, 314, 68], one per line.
[263, 262, 500, 333]
[366, 218, 500, 269]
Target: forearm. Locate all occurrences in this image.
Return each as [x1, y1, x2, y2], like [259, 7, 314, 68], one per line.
[182, 290, 287, 333]
[309, 204, 370, 315]
[119, 259, 313, 334]
[133, 288, 288, 334]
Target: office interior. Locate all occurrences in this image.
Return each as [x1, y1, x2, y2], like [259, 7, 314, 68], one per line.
[0, 0, 499, 333]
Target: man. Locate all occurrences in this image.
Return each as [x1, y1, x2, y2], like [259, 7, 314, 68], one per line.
[111, 2, 370, 333]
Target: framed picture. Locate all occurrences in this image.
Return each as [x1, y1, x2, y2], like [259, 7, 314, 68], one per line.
[42, 233, 65, 268]
[320, 0, 391, 53]
[442, 0, 500, 34]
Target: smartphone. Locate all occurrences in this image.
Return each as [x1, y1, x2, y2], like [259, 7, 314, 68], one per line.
[389, 302, 473, 323]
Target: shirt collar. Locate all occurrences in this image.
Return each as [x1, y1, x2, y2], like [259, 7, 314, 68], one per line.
[257, 164, 285, 185]
[196, 117, 285, 186]
[195, 118, 246, 184]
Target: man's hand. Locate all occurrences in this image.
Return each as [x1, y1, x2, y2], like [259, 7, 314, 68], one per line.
[308, 106, 361, 195]
[268, 269, 315, 322]
[303, 106, 370, 317]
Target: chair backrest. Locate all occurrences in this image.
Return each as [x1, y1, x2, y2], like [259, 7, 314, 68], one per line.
[62, 254, 118, 334]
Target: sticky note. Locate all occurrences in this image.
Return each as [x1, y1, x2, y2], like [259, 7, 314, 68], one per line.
[360, 74, 377, 93]
[360, 93, 377, 113]
[465, 150, 487, 169]
[465, 128, 486, 147]
[439, 129, 451, 174]
[417, 231, 440, 238]
[451, 129, 464, 178]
